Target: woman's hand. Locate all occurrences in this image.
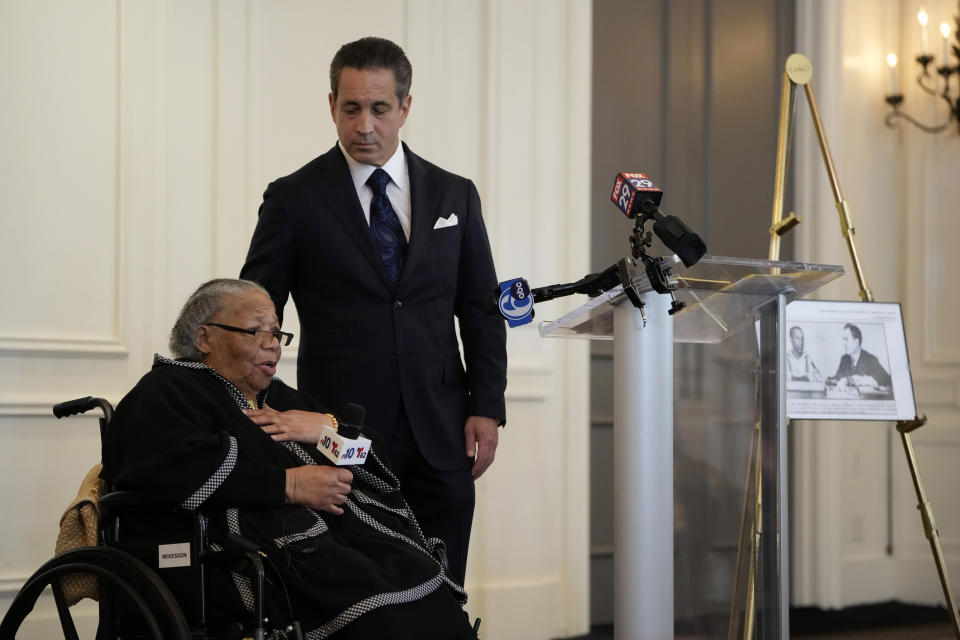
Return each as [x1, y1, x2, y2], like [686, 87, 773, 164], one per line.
[285, 466, 353, 515]
[246, 405, 335, 444]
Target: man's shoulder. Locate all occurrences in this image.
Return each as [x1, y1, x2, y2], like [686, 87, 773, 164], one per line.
[269, 144, 345, 190]
[403, 143, 473, 187]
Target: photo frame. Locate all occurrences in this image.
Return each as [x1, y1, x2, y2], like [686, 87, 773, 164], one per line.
[784, 300, 916, 421]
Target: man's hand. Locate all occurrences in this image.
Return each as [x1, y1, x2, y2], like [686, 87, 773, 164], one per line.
[465, 415, 499, 480]
[247, 405, 335, 444]
[850, 374, 879, 388]
[285, 466, 353, 515]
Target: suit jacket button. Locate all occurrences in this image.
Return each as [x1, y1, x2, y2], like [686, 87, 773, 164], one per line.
[394, 300, 402, 309]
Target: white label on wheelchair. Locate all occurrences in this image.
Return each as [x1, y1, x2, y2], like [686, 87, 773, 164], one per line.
[316, 424, 371, 466]
[158, 542, 191, 568]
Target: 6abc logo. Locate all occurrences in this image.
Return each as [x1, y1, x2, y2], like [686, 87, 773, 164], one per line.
[498, 278, 534, 327]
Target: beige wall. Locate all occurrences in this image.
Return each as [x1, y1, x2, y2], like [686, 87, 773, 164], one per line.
[0, 2, 591, 638]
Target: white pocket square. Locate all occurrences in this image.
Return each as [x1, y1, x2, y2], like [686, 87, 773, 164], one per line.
[433, 213, 459, 230]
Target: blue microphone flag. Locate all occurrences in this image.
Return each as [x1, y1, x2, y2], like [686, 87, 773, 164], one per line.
[498, 278, 534, 327]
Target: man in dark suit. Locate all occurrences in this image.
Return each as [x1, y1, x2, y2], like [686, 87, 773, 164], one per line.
[240, 36, 507, 585]
[828, 323, 892, 390]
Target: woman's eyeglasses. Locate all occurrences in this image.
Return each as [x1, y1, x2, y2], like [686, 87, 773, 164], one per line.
[204, 323, 294, 346]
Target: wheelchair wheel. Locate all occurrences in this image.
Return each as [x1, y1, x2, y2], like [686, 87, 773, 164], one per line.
[0, 546, 191, 640]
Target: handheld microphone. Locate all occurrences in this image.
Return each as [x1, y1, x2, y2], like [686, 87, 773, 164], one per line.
[486, 278, 535, 327]
[337, 402, 365, 439]
[317, 402, 371, 466]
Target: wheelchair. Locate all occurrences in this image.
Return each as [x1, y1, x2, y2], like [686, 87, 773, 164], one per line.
[0, 396, 302, 640]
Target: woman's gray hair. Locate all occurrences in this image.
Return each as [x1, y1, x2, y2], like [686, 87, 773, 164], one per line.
[169, 278, 270, 361]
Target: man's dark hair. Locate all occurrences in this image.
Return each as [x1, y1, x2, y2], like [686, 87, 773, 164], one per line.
[843, 323, 862, 345]
[330, 36, 412, 102]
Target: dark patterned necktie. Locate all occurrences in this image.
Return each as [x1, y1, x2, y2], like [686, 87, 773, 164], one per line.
[367, 168, 407, 282]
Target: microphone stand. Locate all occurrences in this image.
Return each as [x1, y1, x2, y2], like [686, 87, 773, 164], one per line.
[526, 207, 688, 324]
[626, 206, 688, 317]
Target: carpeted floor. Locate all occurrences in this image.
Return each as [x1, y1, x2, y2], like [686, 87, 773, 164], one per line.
[556, 601, 955, 639]
[791, 601, 952, 637]
[559, 622, 954, 639]
[794, 622, 954, 639]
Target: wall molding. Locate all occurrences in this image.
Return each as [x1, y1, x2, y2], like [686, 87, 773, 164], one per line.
[0, 586, 99, 636]
[504, 359, 555, 401]
[0, 336, 127, 358]
[467, 573, 568, 638]
[0, 394, 123, 417]
[921, 150, 960, 365]
[0, 401, 63, 418]
[0, 576, 28, 598]
[913, 377, 960, 408]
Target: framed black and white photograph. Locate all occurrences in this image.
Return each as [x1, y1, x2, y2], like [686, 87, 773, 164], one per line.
[784, 300, 916, 421]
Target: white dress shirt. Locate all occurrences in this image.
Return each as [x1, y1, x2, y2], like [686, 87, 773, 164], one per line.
[338, 140, 412, 242]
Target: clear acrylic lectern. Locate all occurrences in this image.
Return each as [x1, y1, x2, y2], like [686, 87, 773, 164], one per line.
[540, 255, 843, 640]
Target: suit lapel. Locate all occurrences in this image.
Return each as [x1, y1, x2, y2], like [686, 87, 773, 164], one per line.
[398, 144, 440, 291]
[319, 145, 395, 291]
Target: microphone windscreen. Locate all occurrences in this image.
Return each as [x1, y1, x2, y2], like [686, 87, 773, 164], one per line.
[674, 233, 707, 268]
[654, 216, 707, 267]
[339, 402, 365, 437]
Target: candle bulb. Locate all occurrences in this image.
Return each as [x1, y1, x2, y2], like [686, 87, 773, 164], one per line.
[887, 53, 898, 94]
[919, 9, 930, 52]
[941, 22, 951, 65]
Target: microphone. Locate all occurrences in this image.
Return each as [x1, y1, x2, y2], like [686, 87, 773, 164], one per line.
[612, 171, 706, 267]
[486, 278, 535, 327]
[480, 172, 707, 326]
[317, 402, 371, 466]
[611, 171, 662, 218]
[337, 402, 365, 439]
[645, 205, 707, 268]
[484, 266, 625, 325]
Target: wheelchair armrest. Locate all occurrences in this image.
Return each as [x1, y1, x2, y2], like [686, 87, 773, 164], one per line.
[100, 490, 155, 512]
[100, 492, 194, 519]
[198, 548, 265, 573]
[99, 491, 199, 550]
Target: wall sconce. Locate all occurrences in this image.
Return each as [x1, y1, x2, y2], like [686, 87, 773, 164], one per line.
[884, 6, 960, 133]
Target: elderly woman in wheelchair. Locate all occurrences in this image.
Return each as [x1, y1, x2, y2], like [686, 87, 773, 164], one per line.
[6, 278, 478, 640]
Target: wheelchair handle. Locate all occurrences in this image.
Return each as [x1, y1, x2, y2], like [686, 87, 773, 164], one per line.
[53, 396, 114, 423]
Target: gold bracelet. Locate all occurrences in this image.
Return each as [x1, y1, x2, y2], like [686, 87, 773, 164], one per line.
[324, 413, 339, 431]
